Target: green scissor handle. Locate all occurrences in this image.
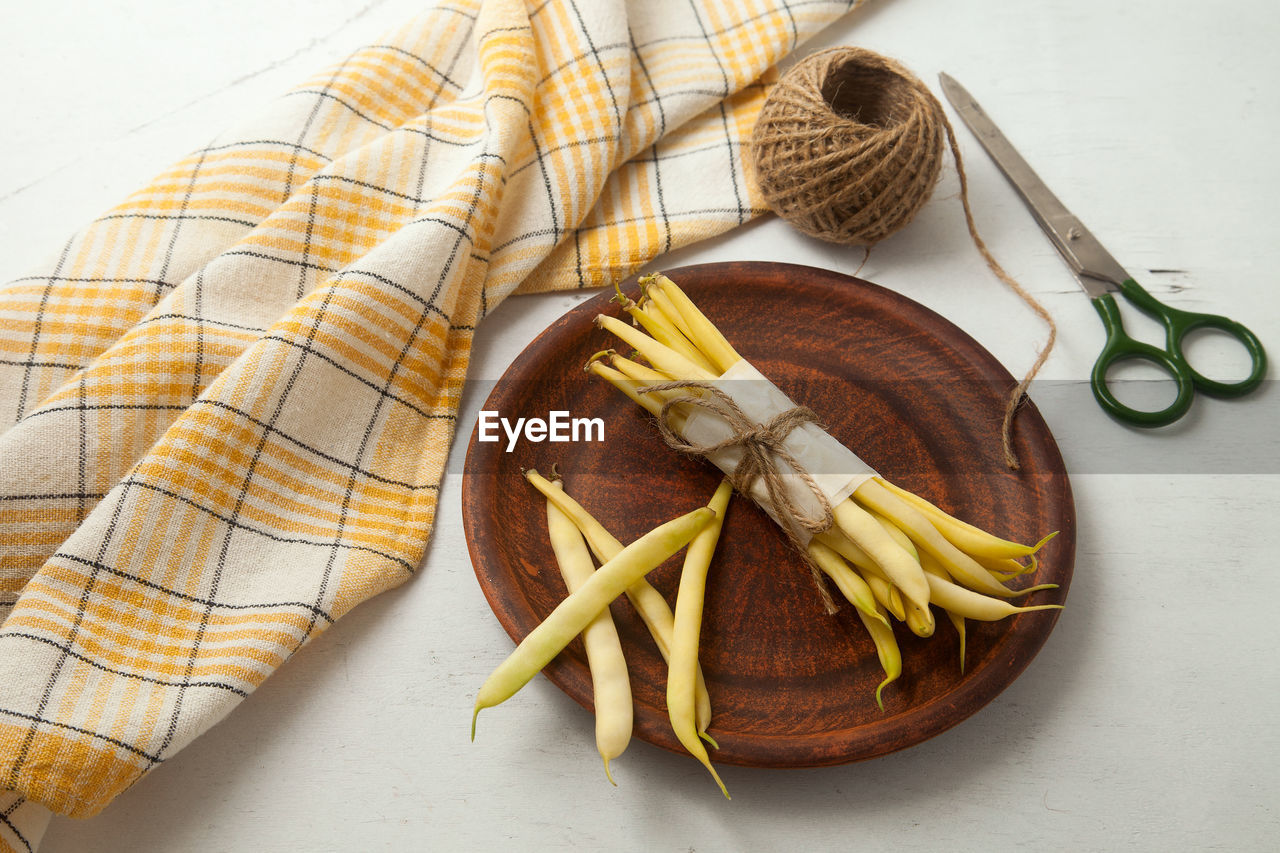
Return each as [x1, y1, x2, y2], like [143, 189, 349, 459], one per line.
[1090, 278, 1268, 427]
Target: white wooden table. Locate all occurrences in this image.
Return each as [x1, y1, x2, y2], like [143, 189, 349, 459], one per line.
[3, 1, 1277, 850]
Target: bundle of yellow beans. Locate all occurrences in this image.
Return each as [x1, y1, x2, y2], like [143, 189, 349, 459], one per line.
[584, 273, 1060, 704]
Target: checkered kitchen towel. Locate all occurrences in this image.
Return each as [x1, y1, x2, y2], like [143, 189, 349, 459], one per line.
[0, 0, 860, 847]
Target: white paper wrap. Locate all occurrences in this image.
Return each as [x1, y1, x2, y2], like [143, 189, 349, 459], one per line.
[679, 359, 877, 542]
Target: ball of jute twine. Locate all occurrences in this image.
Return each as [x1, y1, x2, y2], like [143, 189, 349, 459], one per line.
[750, 47, 1058, 469]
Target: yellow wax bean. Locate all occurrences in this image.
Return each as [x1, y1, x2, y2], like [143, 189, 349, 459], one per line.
[527, 470, 677, 658]
[904, 599, 935, 638]
[805, 540, 887, 626]
[869, 508, 918, 560]
[607, 355, 706, 422]
[625, 301, 718, 375]
[857, 601, 901, 711]
[669, 479, 733, 798]
[642, 284, 698, 345]
[595, 314, 717, 381]
[814, 530, 905, 621]
[587, 361, 691, 432]
[918, 550, 949, 581]
[853, 479, 1018, 600]
[814, 528, 872, 566]
[868, 515, 930, 630]
[524, 470, 712, 734]
[833, 498, 932, 618]
[473, 506, 716, 737]
[946, 610, 968, 673]
[978, 553, 1038, 581]
[921, 543, 1057, 601]
[875, 477, 1051, 560]
[923, 571, 1064, 622]
[588, 360, 662, 416]
[642, 273, 741, 373]
[611, 353, 675, 384]
[874, 574, 905, 623]
[545, 485, 632, 784]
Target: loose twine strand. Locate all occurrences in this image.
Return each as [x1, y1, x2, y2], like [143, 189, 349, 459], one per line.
[640, 381, 840, 614]
[750, 47, 1057, 469]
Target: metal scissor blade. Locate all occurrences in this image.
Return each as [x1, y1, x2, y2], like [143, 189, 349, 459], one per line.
[938, 73, 1130, 297]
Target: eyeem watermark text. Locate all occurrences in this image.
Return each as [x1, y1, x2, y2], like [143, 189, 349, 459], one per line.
[477, 410, 605, 452]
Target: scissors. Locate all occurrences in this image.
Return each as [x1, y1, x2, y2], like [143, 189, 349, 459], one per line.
[939, 73, 1267, 427]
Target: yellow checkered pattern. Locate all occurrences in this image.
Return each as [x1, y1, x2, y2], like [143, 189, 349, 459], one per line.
[0, 0, 859, 838]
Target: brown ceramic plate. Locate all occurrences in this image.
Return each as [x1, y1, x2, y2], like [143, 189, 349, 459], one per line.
[462, 261, 1074, 767]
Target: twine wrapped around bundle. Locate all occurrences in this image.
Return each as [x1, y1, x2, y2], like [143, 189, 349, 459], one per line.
[641, 380, 842, 613]
[750, 47, 1058, 469]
